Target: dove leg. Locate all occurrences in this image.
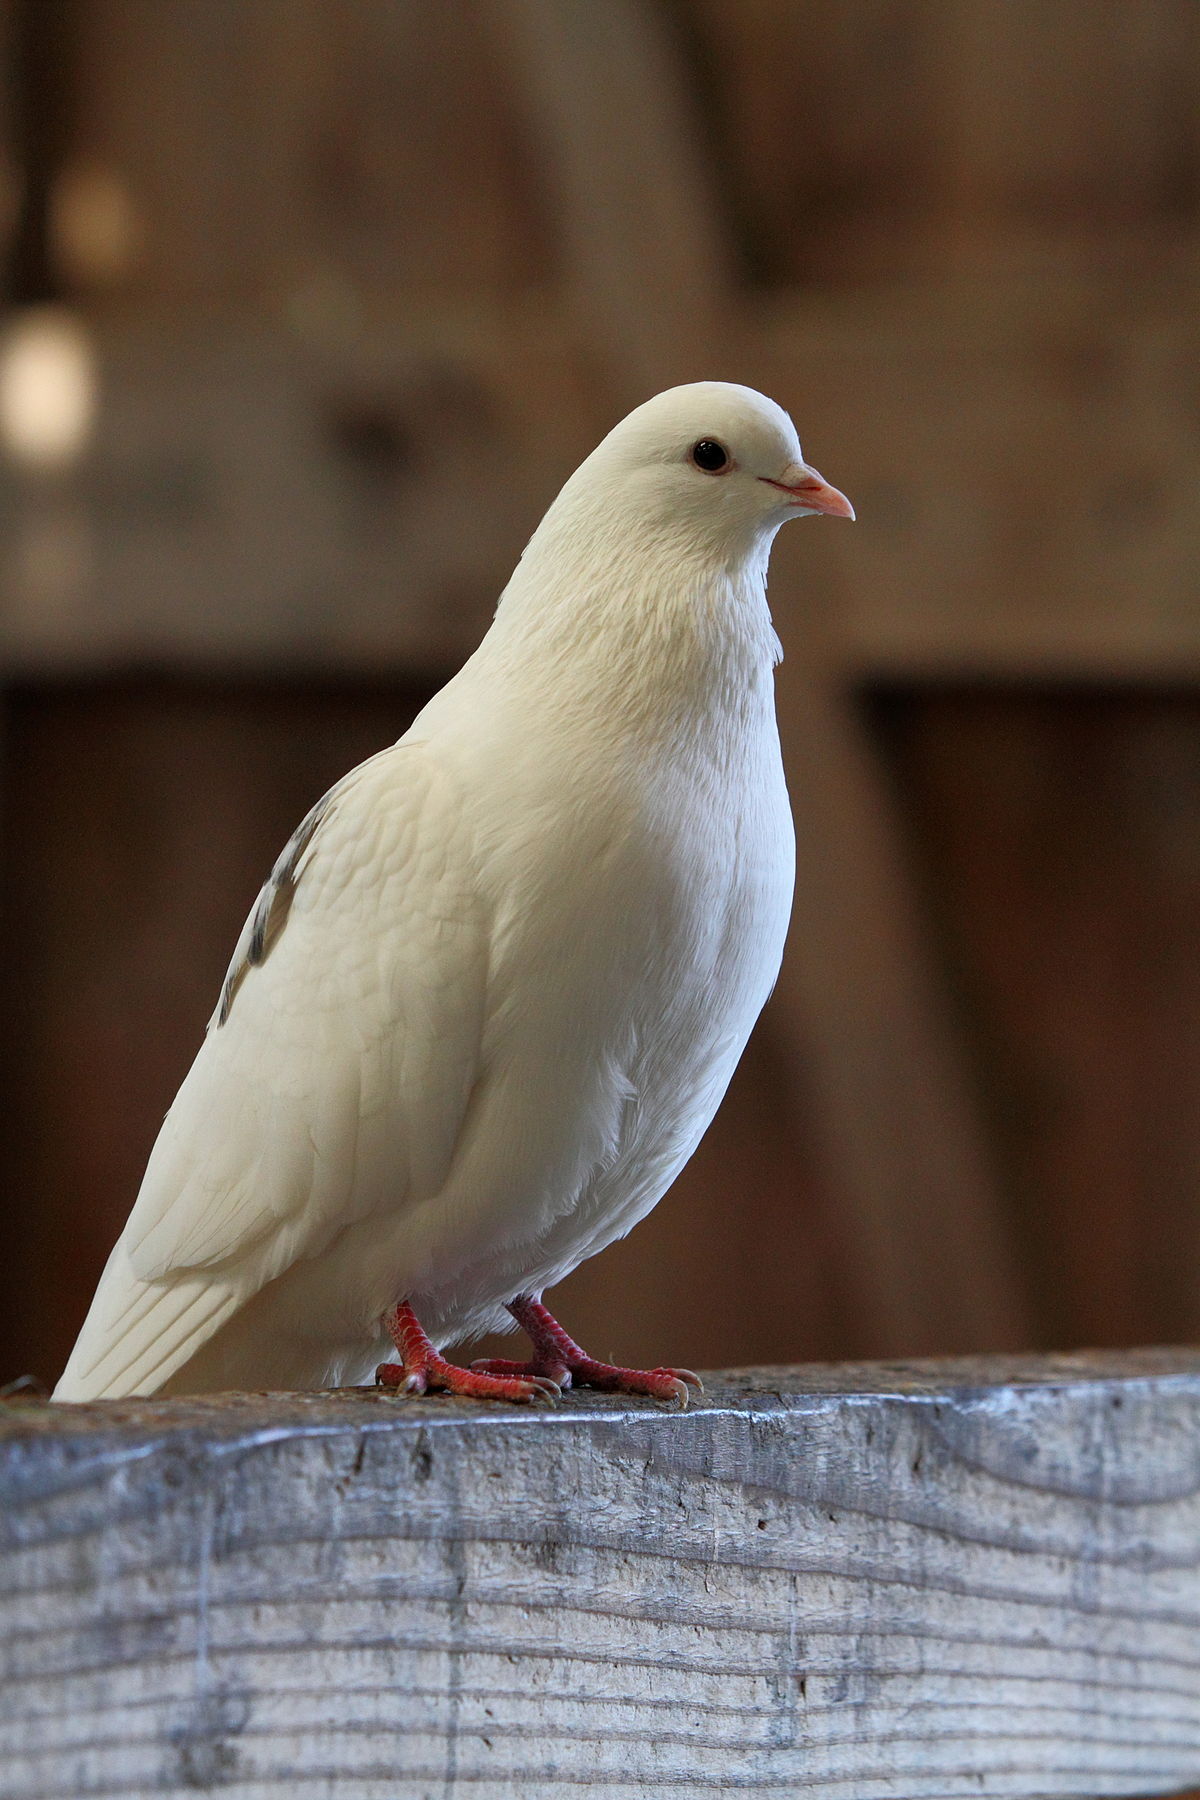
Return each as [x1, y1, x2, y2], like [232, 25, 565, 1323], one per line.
[376, 1302, 560, 1404]
[473, 1295, 703, 1409]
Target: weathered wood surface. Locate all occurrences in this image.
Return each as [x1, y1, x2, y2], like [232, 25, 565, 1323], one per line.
[3, 1354, 1200, 1799]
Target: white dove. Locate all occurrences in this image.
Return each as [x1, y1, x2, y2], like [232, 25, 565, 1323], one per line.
[53, 382, 853, 1407]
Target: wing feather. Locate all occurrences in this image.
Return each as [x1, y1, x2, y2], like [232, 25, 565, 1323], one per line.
[54, 740, 488, 1400]
[214, 744, 394, 1028]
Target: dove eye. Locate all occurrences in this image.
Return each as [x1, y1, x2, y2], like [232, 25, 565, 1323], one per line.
[689, 438, 731, 474]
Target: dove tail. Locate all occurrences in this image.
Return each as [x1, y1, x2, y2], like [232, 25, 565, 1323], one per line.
[53, 1255, 242, 1401]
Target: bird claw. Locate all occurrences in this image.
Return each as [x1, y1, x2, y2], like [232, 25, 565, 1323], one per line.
[525, 1375, 563, 1404]
[661, 1367, 703, 1392]
[375, 1360, 430, 1396]
[376, 1349, 557, 1406]
[472, 1351, 702, 1409]
[604, 1366, 699, 1409]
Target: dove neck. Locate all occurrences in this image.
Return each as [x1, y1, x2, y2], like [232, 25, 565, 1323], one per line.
[482, 524, 781, 744]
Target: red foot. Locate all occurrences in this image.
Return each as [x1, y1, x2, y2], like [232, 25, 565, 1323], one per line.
[377, 1302, 559, 1405]
[472, 1296, 703, 1410]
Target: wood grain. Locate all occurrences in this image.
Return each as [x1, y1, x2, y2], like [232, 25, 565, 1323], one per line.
[3, 1353, 1200, 1798]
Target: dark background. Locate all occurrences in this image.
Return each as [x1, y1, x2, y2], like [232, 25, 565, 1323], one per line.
[3, 0, 1200, 1388]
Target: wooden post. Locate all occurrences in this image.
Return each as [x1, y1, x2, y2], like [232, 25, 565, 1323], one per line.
[4, 1353, 1200, 1797]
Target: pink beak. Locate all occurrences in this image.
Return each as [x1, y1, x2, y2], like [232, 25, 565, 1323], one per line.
[759, 463, 855, 520]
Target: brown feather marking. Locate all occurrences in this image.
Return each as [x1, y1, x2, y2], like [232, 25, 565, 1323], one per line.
[217, 789, 334, 1027]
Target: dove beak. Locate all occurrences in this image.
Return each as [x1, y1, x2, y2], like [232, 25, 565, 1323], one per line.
[759, 464, 856, 520]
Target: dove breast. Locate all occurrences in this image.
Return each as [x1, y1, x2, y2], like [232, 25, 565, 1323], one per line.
[371, 663, 795, 1352]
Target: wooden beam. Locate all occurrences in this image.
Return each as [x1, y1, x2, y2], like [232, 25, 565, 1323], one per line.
[4, 1354, 1200, 1797]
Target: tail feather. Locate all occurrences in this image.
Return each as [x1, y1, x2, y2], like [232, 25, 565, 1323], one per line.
[53, 1255, 242, 1401]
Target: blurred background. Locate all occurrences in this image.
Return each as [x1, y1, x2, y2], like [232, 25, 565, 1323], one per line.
[2, 0, 1200, 1387]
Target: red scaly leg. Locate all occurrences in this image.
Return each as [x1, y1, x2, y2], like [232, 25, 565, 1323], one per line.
[472, 1295, 703, 1409]
[376, 1302, 560, 1404]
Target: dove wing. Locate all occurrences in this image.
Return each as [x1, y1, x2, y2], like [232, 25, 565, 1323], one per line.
[55, 740, 489, 1399]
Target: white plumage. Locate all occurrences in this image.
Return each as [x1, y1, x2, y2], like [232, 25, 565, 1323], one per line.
[54, 381, 852, 1403]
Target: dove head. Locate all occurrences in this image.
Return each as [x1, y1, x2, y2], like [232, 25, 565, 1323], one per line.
[545, 381, 853, 574]
[488, 382, 853, 682]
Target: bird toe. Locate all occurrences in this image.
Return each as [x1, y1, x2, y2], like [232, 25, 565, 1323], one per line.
[657, 1366, 703, 1393]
